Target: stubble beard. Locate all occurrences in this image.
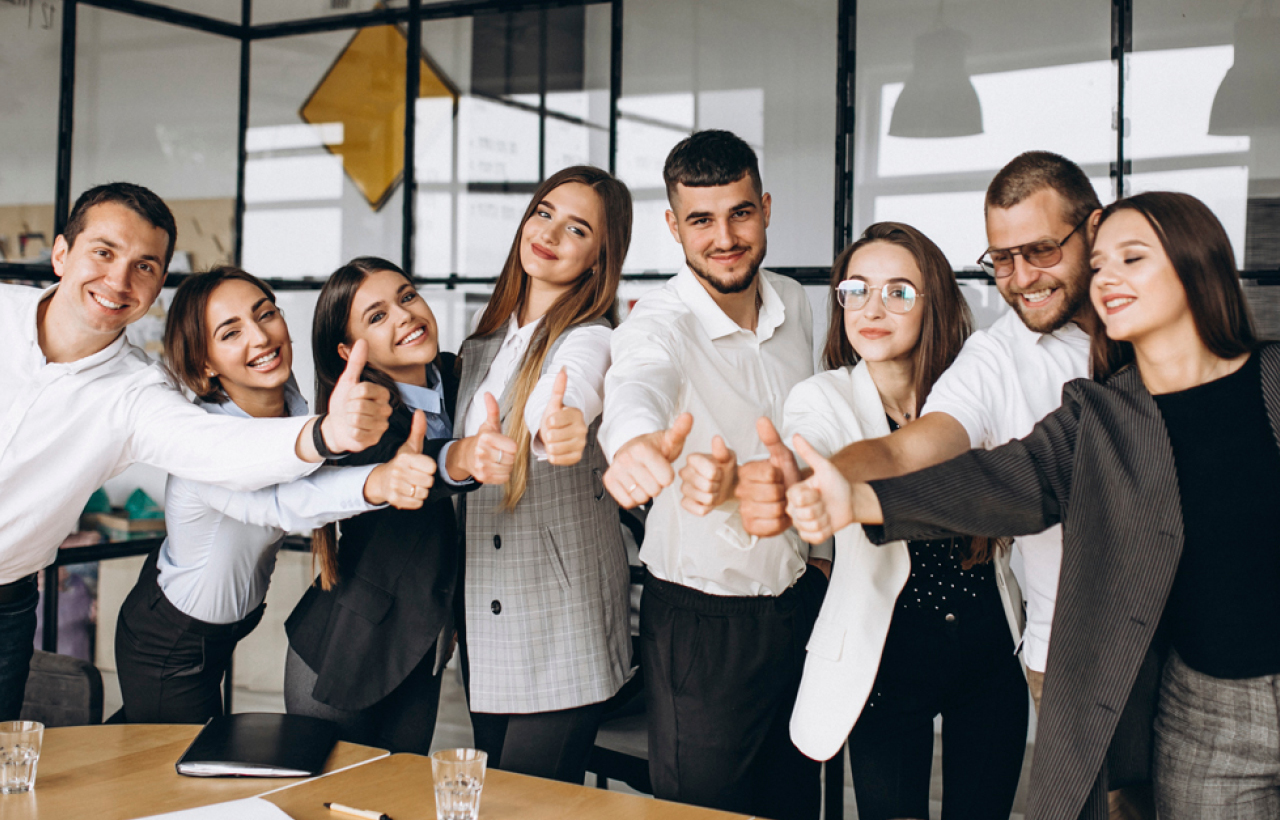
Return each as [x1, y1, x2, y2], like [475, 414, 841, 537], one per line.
[687, 242, 767, 296]
[1008, 259, 1092, 334]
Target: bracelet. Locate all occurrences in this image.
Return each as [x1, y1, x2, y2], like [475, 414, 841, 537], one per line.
[312, 413, 348, 459]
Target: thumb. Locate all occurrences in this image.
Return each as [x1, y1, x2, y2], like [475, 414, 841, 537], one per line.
[546, 368, 568, 415]
[483, 392, 501, 431]
[399, 410, 426, 456]
[661, 412, 694, 460]
[759, 416, 801, 487]
[792, 434, 831, 478]
[711, 435, 732, 464]
[339, 339, 368, 386]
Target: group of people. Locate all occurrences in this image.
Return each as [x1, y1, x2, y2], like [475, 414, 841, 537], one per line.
[0, 126, 1272, 820]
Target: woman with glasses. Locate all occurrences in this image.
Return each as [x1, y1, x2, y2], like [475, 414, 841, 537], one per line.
[785, 223, 1028, 820]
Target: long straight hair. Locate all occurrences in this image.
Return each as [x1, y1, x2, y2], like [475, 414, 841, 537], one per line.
[470, 165, 632, 510]
[1090, 191, 1258, 381]
[309, 256, 414, 589]
[822, 222, 972, 416]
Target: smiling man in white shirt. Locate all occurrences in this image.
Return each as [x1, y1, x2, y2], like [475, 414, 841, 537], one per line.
[0, 182, 390, 718]
[600, 130, 824, 820]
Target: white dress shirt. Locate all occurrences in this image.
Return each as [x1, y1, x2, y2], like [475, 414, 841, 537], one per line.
[461, 314, 611, 457]
[0, 284, 318, 585]
[156, 381, 379, 624]
[600, 267, 817, 597]
[921, 309, 1091, 672]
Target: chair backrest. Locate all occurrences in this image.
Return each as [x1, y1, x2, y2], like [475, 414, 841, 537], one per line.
[20, 650, 104, 727]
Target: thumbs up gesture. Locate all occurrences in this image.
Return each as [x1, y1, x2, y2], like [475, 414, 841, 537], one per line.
[737, 417, 806, 536]
[679, 435, 738, 516]
[603, 412, 694, 509]
[454, 392, 519, 485]
[785, 434, 870, 543]
[364, 410, 438, 509]
[322, 339, 392, 455]
[538, 368, 588, 466]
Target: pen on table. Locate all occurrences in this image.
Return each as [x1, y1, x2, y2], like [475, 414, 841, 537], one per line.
[323, 801, 392, 820]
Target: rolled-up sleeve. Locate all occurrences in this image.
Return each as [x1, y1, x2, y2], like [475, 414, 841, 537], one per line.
[599, 317, 683, 462]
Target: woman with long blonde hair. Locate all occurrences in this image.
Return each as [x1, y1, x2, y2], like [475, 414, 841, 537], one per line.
[457, 165, 633, 783]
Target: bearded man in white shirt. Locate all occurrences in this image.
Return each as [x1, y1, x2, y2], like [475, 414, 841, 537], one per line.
[0, 182, 390, 719]
[600, 130, 827, 820]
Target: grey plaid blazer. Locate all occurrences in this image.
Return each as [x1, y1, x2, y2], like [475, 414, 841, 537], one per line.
[866, 343, 1280, 820]
[455, 319, 631, 714]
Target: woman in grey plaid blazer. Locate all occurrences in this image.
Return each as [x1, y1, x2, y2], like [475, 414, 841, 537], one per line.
[787, 191, 1279, 820]
[456, 166, 634, 785]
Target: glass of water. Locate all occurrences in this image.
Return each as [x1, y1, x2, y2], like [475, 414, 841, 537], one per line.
[430, 747, 487, 820]
[0, 720, 43, 794]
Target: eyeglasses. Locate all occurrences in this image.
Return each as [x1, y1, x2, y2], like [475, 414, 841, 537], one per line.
[836, 279, 924, 314]
[976, 215, 1089, 278]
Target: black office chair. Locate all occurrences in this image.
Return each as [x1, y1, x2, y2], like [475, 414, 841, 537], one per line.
[20, 650, 104, 727]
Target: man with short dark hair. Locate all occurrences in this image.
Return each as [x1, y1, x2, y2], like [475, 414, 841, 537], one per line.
[600, 130, 826, 819]
[0, 182, 390, 717]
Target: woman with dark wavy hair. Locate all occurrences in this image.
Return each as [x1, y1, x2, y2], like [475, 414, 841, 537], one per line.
[782, 223, 1027, 820]
[787, 192, 1274, 819]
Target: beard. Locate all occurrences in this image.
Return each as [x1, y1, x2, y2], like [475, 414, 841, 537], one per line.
[686, 241, 767, 296]
[1006, 260, 1091, 333]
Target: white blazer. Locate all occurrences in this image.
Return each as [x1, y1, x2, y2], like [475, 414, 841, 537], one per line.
[786, 363, 1025, 762]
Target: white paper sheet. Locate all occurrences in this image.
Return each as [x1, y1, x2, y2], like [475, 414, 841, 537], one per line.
[131, 796, 295, 820]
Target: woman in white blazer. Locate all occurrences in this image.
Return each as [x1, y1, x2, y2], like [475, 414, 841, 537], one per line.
[783, 223, 1029, 820]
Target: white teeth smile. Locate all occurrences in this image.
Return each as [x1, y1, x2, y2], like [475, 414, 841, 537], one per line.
[92, 293, 125, 310]
[399, 326, 425, 345]
[249, 350, 279, 367]
[1022, 289, 1054, 304]
[1105, 297, 1135, 309]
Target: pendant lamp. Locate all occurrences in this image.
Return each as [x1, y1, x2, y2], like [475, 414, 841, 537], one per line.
[888, 3, 984, 138]
[1208, 15, 1280, 136]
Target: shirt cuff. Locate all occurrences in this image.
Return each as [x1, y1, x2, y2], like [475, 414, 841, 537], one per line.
[808, 537, 834, 562]
[437, 441, 477, 487]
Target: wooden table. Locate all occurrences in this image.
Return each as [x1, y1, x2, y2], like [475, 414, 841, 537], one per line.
[262, 753, 754, 820]
[0, 724, 386, 820]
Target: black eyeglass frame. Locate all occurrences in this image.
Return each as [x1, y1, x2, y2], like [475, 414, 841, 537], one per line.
[976, 214, 1090, 279]
[835, 279, 925, 314]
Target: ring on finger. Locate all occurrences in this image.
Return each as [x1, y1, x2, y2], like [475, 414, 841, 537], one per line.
[627, 483, 639, 493]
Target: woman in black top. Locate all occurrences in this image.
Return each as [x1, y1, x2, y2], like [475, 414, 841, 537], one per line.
[787, 192, 1273, 820]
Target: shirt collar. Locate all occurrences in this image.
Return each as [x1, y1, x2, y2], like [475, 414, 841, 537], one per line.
[673, 265, 784, 342]
[1007, 311, 1090, 349]
[202, 375, 310, 419]
[396, 363, 445, 415]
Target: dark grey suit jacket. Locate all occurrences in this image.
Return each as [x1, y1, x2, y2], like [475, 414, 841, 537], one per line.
[865, 343, 1280, 820]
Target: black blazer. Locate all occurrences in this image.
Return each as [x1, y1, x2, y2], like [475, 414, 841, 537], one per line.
[285, 352, 471, 711]
[866, 344, 1280, 820]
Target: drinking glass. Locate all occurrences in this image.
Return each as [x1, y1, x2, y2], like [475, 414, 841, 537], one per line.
[430, 748, 487, 820]
[0, 721, 43, 794]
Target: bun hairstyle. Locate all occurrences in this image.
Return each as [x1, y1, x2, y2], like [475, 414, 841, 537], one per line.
[469, 165, 632, 510]
[163, 265, 278, 403]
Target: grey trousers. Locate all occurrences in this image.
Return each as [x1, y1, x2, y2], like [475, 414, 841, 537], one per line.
[1154, 651, 1280, 819]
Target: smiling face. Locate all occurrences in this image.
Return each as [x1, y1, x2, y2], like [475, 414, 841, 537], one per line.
[48, 201, 169, 347]
[1090, 208, 1195, 349]
[985, 187, 1091, 333]
[203, 278, 293, 407]
[519, 181, 604, 297]
[340, 268, 438, 386]
[665, 174, 770, 295]
[842, 241, 926, 365]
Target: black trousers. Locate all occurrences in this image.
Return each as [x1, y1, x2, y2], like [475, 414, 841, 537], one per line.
[847, 603, 1028, 820]
[469, 702, 606, 784]
[640, 567, 827, 820]
[284, 644, 442, 755]
[115, 550, 265, 724]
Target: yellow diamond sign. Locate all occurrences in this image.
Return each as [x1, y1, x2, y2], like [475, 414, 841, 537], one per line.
[301, 22, 456, 211]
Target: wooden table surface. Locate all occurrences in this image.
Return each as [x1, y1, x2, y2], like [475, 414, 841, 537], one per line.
[262, 753, 754, 820]
[0, 724, 386, 820]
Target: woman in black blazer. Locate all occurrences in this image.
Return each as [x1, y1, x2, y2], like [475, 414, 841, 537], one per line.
[284, 257, 517, 754]
[787, 192, 1275, 820]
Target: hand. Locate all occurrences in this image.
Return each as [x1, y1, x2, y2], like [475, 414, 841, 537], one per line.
[463, 393, 518, 484]
[538, 369, 588, 466]
[737, 417, 805, 536]
[323, 339, 392, 454]
[603, 413, 694, 508]
[786, 434, 855, 544]
[365, 411, 438, 509]
[679, 435, 737, 516]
